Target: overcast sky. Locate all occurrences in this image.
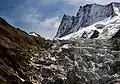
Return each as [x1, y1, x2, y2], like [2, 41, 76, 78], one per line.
[0, 0, 120, 39]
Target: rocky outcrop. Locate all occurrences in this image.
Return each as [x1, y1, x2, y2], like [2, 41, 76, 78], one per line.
[112, 29, 120, 38]
[90, 30, 99, 39]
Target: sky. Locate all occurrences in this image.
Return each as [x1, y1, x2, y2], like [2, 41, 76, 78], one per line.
[0, 0, 120, 39]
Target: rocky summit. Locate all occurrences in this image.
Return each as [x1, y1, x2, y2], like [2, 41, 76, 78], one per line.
[0, 2, 120, 84]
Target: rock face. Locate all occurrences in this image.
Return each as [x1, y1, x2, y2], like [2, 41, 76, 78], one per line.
[55, 2, 120, 39]
[112, 29, 120, 38]
[90, 30, 99, 39]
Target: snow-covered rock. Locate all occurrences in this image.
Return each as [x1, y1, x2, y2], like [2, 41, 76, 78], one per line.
[55, 2, 120, 40]
[29, 32, 40, 37]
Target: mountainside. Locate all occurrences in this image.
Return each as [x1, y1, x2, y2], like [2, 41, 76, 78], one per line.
[55, 2, 120, 39]
[0, 17, 53, 84]
[1, 2, 120, 84]
[0, 16, 120, 84]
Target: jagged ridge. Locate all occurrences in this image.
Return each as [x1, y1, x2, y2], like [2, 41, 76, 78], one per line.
[55, 2, 120, 38]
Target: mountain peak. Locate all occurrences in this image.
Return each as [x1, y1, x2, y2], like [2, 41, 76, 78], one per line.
[55, 2, 120, 38]
[63, 14, 71, 18]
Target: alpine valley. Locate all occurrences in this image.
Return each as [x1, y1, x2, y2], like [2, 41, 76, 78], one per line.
[0, 2, 120, 84]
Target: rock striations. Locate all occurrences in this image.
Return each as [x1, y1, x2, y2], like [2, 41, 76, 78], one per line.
[55, 2, 120, 39]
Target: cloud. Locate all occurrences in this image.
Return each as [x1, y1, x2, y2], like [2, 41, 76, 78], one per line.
[62, 0, 120, 5]
[40, 0, 58, 4]
[6, 0, 60, 39]
[37, 16, 60, 39]
[40, 17, 60, 30]
[22, 9, 60, 39]
[23, 9, 41, 28]
[63, 0, 90, 5]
